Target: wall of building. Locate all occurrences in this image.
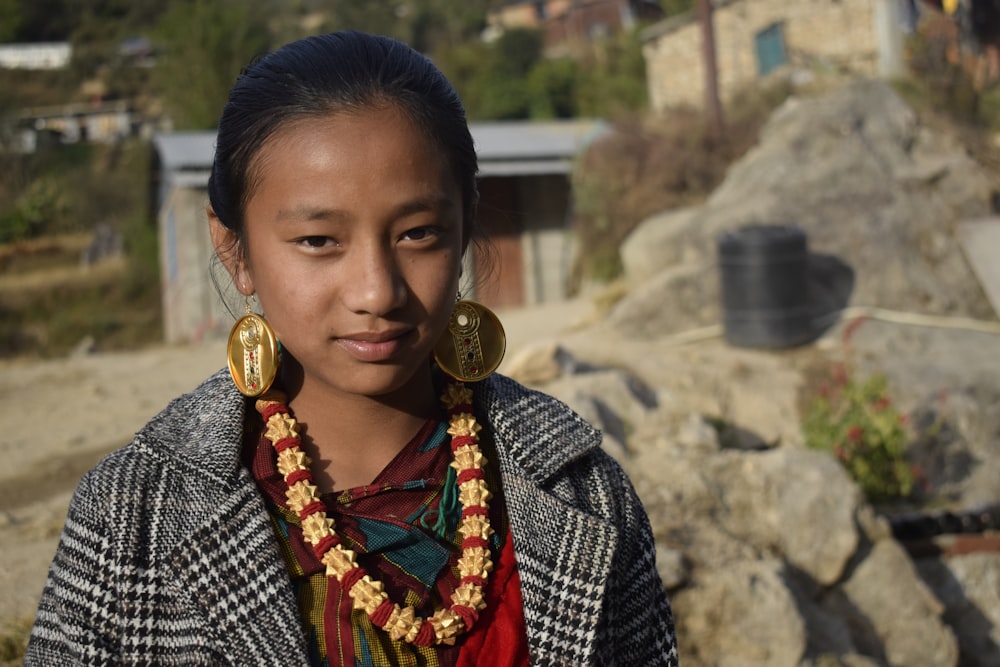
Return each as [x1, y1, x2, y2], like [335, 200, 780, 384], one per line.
[517, 174, 574, 306]
[0, 42, 72, 69]
[472, 174, 576, 310]
[489, 0, 574, 29]
[643, 0, 881, 110]
[159, 186, 230, 344]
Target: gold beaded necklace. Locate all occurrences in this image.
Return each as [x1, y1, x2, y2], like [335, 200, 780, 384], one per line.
[254, 382, 493, 647]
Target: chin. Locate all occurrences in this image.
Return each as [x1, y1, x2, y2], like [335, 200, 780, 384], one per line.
[340, 363, 434, 399]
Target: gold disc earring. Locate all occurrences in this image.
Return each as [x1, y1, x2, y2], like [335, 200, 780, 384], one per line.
[433, 300, 506, 382]
[226, 294, 280, 397]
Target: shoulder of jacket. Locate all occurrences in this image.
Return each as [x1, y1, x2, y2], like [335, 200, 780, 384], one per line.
[477, 373, 607, 484]
[85, 369, 246, 487]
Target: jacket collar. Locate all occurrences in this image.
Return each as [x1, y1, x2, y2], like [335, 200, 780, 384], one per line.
[137, 369, 604, 490]
[476, 373, 603, 484]
[135, 369, 249, 488]
[478, 374, 616, 666]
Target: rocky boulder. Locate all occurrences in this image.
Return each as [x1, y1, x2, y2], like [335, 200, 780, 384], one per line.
[611, 79, 997, 339]
[513, 76, 1000, 667]
[516, 344, 968, 667]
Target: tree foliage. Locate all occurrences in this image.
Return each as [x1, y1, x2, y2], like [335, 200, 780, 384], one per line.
[152, 0, 271, 129]
[441, 25, 647, 121]
[3, 0, 168, 43]
[573, 28, 648, 116]
[0, 0, 22, 42]
[461, 28, 545, 119]
[660, 0, 695, 17]
[323, 0, 488, 58]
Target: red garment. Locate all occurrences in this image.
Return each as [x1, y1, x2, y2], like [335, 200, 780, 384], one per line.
[457, 531, 530, 667]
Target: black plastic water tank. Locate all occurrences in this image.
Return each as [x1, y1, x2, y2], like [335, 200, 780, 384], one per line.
[717, 224, 814, 349]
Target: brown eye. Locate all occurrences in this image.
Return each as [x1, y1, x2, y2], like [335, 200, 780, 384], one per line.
[401, 226, 439, 242]
[297, 236, 337, 249]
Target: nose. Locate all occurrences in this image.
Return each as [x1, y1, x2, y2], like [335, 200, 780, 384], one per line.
[343, 240, 407, 317]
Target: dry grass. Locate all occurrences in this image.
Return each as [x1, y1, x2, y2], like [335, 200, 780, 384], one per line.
[569, 78, 796, 289]
[0, 615, 32, 666]
[0, 256, 127, 299]
[0, 232, 161, 359]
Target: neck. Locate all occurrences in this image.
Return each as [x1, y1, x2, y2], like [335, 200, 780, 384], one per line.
[277, 360, 439, 492]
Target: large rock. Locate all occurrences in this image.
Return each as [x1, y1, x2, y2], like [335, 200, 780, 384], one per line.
[672, 559, 807, 667]
[614, 79, 996, 339]
[916, 553, 1000, 667]
[619, 208, 701, 283]
[907, 385, 1000, 507]
[798, 656, 881, 667]
[605, 262, 719, 337]
[710, 448, 861, 586]
[837, 539, 959, 667]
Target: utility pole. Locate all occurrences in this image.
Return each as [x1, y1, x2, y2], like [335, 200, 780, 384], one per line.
[698, 0, 725, 139]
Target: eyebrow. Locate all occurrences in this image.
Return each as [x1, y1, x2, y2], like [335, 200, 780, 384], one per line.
[275, 195, 457, 223]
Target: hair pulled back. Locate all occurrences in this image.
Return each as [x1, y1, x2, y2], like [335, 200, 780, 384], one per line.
[208, 31, 479, 242]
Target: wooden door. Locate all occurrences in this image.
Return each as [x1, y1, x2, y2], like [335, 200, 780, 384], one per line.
[474, 177, 524, 309]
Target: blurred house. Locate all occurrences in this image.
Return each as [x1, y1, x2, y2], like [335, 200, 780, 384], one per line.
[152, 120, 606, 344]
[0, 40, 163, 152]
[486, 0, 663, 53]
[0, 42, 72, 69]
[641, 0, 908, 111]
[922, 0, 1000, 85]
[15, 101, 136, 146]
[117, 37, 157, 68]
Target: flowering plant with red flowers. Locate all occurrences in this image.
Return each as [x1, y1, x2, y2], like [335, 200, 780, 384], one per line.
[803, 366, 916, 502]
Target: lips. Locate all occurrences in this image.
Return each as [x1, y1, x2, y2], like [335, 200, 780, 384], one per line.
[335, 329, 413, 362]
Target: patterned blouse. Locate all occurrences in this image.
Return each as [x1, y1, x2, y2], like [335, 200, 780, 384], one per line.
[247, 413, 529, 667]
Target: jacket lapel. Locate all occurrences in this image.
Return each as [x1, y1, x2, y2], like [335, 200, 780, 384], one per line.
[480, 375, 618, 665]
[172, 472, 309, 665]
[166, 473, 311, 666]
[141, 371, 311, 665]
[503, 474, 617, 665]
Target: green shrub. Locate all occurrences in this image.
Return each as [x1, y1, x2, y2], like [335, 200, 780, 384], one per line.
[803, 367, 916, 503]
[0, 177, 71, 243]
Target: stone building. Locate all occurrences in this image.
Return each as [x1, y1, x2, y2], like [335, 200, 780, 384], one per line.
[641, 0, 907, 111]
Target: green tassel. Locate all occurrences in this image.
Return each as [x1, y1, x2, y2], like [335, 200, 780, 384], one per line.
[421, 465, 459, 541]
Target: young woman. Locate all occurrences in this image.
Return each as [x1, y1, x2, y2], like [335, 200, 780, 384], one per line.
[26, 31, 677, 666]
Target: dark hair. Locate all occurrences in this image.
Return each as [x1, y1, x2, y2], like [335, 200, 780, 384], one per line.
[208, 31, 479, 245]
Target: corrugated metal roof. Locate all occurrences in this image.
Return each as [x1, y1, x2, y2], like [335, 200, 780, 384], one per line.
[153, 119, 607, 186]
[153, 132, 216, 170]
[472, 119, 607, 163]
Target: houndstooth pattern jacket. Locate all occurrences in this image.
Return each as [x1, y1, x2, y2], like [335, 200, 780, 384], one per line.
[27, 370, 677, 666]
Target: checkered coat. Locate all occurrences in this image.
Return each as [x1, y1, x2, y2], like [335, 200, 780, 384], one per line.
[27, 370, 677, 666]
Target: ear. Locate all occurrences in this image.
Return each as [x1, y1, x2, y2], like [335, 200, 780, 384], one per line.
[208, 206, 254, 296]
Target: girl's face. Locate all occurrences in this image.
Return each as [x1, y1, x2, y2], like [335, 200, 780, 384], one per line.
[212, 105, 465, 402]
